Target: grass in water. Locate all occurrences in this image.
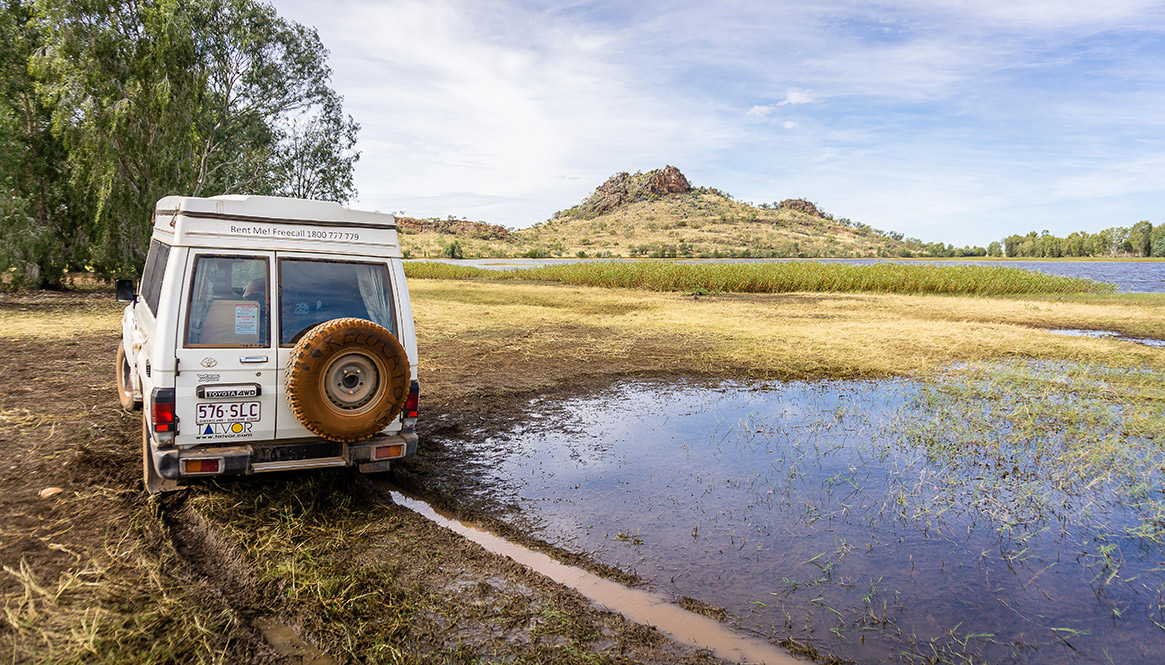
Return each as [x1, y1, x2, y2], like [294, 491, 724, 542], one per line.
[405, 260, 1115, 296]
[895, 360, 1165, 550]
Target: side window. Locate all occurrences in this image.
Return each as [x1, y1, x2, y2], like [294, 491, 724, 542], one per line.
[184, 255, 270, 347]
[279, 260, 395, 345]
[140, 240, 171, 316]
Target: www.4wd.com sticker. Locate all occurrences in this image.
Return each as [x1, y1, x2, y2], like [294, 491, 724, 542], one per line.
[196, 422, 254, 439]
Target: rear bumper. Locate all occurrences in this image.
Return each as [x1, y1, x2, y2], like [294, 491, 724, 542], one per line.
[149, 430, 418, 479]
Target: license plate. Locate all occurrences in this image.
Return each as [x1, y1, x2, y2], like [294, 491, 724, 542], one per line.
[197, 401, 261, 424]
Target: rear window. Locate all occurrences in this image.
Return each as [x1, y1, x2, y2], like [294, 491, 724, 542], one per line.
[140, 240, 170, 316]
[279, 259, 395, 345]
[184, 255, 270, 347]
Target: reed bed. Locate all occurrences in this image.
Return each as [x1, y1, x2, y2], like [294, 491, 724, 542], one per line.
[404, 260, 1114, 296]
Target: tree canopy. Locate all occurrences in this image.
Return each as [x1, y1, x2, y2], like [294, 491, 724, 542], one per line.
[0, 0, 359, 288]
[1002, 223, 1165, 259]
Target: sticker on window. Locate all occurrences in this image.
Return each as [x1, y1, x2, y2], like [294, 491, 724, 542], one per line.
[235, 303, 259, 336]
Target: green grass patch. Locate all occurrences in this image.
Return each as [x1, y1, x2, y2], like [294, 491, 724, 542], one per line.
[405, 261, 1114, 296]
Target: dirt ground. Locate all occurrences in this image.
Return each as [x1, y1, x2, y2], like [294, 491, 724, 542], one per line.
[0, 289, 747, 665]
[3, 282, 1160, 664]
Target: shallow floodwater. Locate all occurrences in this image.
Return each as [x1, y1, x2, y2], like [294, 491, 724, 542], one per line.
[385, 489, 799, 665]
[446, 378, 1165, 664]
[1050, 328, 1165, 347]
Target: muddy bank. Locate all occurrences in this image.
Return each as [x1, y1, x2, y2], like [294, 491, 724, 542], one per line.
[0, 290, 754, 664]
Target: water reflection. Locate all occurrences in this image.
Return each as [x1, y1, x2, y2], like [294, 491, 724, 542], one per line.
[442, 374, 1165, 664]
[1049, 328, 1165, 347]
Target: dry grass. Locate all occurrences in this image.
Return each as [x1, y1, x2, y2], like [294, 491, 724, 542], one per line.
[1, 505, 240, 665]
[410, 280, 1165, 405]
[0, 292, 123, 340]
[406, 260, 1112, 295]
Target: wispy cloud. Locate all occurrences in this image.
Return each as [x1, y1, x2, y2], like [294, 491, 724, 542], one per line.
[747, 90, 814, 118]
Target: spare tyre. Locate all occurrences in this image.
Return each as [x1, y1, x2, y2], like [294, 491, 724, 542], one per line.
[284, 318, 410, 442]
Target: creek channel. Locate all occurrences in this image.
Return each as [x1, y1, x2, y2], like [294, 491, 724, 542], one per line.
[409, 374, 1165, 664]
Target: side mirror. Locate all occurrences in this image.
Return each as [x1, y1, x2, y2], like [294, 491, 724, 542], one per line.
[116, 279, 136, 303]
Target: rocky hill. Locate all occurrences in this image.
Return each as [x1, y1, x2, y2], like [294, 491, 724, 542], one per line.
[561, 165, 693, 218]
[397, 167, 961, 259]
[396, 216, 510, 240]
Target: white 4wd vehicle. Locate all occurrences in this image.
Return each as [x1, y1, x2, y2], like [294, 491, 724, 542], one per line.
[116, 195, 419, 493]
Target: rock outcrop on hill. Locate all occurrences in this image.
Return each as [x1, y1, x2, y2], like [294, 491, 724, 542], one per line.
[561, 165, 693, 218]
[776, 198, 824, 218]
[396, 216, 510, 240]
[644, 165, 691, 196]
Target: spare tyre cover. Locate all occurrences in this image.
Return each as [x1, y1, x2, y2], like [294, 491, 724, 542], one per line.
[284, 318, 410, 442]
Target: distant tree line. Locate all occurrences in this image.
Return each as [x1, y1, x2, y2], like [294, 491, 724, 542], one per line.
[1001, 222, 1163, 258]
[0, 0, 359, 289]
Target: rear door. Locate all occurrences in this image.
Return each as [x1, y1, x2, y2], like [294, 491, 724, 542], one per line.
[273, 253, 401, 439]
[173, 252, 279, 448]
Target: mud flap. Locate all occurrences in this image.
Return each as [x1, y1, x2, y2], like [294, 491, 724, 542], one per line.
[357, 461, 391, 474]
[142, 416, 183, 495]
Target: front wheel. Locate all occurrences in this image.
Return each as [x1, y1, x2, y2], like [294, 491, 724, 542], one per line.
[116, 345, 141, 411]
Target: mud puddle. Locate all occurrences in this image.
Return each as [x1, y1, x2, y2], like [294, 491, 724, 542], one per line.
[423, 374, 1165, 664]
[253, 617, 337, 665]
[380, 487, 798, 664]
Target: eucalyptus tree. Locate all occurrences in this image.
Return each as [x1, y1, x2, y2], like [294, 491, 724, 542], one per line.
[270, 97, 359, 201]
[188, 0, 358, 200]
[21, 0, 359, 279]
[0, 0, 86, 288]
[32, 0, 202, 276]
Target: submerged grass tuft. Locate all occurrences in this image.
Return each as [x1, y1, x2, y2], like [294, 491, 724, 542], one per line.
[896, 361, 1165, 549]
[405, 260, 1115, 295]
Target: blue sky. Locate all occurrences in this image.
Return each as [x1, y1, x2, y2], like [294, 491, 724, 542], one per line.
[267, 0, 1165, 246]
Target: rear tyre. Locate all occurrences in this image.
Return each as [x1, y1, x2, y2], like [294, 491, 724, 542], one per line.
[284, 318, 410, 442]
[142, 415, 181, 495]
[116, 345, 141, 411]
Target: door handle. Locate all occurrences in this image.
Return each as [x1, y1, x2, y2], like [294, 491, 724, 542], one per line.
[240, 356, 269, 363]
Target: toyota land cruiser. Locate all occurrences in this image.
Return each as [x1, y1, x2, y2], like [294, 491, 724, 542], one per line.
[116, 195, 419, 493]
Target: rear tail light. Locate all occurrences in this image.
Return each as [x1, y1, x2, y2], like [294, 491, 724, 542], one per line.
[150, 388, 179, 441]
[372, 444, 405, 461]
[182, 458, 221, 474]
[404, 380, 419, 420]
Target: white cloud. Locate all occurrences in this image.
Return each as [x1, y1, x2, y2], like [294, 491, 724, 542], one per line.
[746, 90, 813, 121]
[780, 90, 814, 106]
[268, 0, 736, 225]
[782, 121, 797, 129]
